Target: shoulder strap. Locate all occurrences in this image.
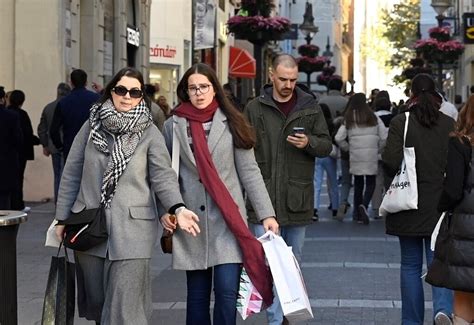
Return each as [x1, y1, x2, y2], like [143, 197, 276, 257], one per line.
[171, 121, 180, 178]
[403, 112, 409, 147]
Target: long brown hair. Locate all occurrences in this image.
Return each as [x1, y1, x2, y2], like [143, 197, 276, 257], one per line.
[344, 93, 377, 129]
[177, 63, 256, 149]
[452, 95, 474, 144]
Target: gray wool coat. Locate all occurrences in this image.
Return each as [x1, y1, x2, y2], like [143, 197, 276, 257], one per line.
[55, 122, 185, 260]
[161, 109, 276, 270]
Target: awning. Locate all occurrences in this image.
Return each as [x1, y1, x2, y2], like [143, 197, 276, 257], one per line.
[229, 46, 256, 79]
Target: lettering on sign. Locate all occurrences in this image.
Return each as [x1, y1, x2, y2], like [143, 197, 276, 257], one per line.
[127, 27, 140, 47]
[150, 45, 177, 59]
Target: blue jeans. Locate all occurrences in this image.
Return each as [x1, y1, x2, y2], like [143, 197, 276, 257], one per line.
[250, 224, 306, 325]
[339, 158, 352, 205]
[314, 157, 339, 210]
[51, 152, 64, 203]
[186, 263, 241, 325]
[398, 236, 453, 325]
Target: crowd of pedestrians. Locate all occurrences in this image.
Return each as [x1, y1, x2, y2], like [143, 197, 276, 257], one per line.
[1, 52, 473, 325]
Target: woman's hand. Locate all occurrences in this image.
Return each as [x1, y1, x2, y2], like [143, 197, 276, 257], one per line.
[55, 224, 66, 242]
[176, 208, 200, 237]
[160, 213, 177, 233]
[263, 217, 279, 234]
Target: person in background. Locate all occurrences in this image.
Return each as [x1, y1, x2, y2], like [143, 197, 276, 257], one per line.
[0, 87, 22, 209]
[454, 94, 464, 111]
[54, 67, 198, 324]
[439, 91, 459, 122]
[335, 93, 387, 224]
[7, 90, 40, 211]
[430, 94, 474, 325]
[313, 103, 339, 221]
[50, 69, 100, 161]
[368, 88, 380, 107]
[160, 63, 278, 325]
[37, 83, 71, 203]
[244, 54, 331, 324]
[144, 83, 166, 131]
[383, 73, 454, 325]
[157, 95, 172, 119]
[318, 76, 348, 119]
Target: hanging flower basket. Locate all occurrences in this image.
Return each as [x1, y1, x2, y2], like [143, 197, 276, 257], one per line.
[414, 38, 464, 62]
[297, 56, 328, 74]
[316, 67, 338, 86]
[428, 26, 451, 42]
[298, 44, 320, 58]
[227, 16, 291, 43]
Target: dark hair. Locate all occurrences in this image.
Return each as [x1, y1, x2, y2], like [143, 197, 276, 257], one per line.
[374, 97, 391, 112]
[70, 69, 87, 88]
[177, 63, 255, 149]
[409, 73, 440, 128]
[319, 103, 335, 135]
[223, 83, 232, 92]
[454, 94, 463, 105]
[98, 67, 150, 107]
[327, 78, 343, 91]
[0, 86, 5, 99]
[452, 95, 474, 144]
[470, 85, 474, 94]
[344, 93, 377, 129]
[57, 82, 71, 98]
[9, 90, 26, 107]
[144, 84, 156, 97]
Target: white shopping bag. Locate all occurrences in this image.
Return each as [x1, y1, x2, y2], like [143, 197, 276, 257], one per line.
[258, 231, 313, 322]
[379, 112, 418, 217]
[45, 219, 61, 248]
[430, 212, 446, 251]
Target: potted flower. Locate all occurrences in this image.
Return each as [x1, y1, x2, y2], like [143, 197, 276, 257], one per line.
[298, 44, 320, 58]
[227, 15, 291, 42]
[297, 56, 328, 74]
[428, 26, 451, 42]
[437, 40, 465, 60]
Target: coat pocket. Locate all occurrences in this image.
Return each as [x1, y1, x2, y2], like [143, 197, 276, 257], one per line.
[287, 179, 313, 213]
[129, 206, 156, 220]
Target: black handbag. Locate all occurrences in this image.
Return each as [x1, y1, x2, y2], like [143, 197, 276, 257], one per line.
[59, 206, 108, 251]
[41, 243, 75, 325]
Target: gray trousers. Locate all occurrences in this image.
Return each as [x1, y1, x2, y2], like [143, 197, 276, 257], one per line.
[74, 252, 151, 324]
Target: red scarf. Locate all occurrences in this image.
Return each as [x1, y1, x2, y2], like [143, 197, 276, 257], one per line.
[174, 99, 273, 306]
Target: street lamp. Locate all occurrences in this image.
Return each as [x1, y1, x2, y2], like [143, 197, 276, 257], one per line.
[299, 2, 318, 45]
[299, 1, 318, 88]
[431, 0, 453, 27]
[322, 36, 333, 65]
[430, 0, 453, 89]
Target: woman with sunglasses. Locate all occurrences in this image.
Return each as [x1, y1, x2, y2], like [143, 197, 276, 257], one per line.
[160, 63, 279, 325]
[54, 67, 198, 324]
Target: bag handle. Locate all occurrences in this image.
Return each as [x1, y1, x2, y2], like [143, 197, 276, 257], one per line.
[171, 121, 180, 178]
[56, 240, 70, 261]
[403, 112, 410, 147]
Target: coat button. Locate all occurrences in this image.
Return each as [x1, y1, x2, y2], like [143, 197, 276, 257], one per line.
[200, 205, 205, 211]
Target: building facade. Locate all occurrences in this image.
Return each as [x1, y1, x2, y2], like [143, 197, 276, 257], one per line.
[0, 0, 151, 201]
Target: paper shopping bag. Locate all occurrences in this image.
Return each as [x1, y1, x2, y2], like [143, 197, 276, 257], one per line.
[259, 231, 313, 322]
[236, 267, 264, 320]
[41, 245, 75, 325]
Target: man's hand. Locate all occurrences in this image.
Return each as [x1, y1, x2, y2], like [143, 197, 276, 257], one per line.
[42, 147, 51, 157]
[287, 133, 309, 149]
[263, 217, 279, 234]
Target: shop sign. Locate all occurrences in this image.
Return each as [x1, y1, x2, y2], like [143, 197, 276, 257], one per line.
[127, 26, 140, 47]
[149, 38, 182, 64]
[463, 13, 474, 44]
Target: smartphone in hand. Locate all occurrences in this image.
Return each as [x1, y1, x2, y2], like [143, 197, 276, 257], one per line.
[291, 127, 305, 136]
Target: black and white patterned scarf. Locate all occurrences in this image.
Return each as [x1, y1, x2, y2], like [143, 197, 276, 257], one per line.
[89, 99, 152, 207]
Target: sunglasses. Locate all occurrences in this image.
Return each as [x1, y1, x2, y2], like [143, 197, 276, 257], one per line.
[112, 85, 143, 98]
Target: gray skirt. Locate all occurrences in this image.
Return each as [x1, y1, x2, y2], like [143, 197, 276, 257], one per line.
[74, 252, 151, 324]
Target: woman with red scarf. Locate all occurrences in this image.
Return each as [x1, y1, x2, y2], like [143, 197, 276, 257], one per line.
[160, 63, 279, 325]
